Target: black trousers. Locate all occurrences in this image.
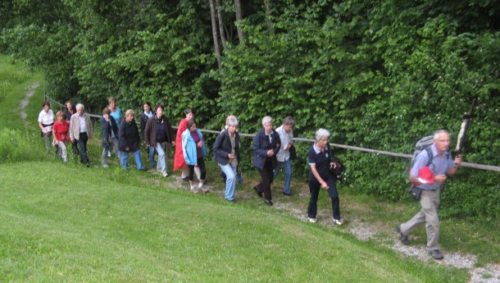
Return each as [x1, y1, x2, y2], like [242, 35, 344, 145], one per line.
[307, 176, 341, 220]
[256, 161, 274, 201]
[188, 158, 206, 181]
[76, 132, 89, 164]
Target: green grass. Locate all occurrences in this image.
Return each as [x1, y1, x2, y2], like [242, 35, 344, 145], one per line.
[0, 161, 467, 282]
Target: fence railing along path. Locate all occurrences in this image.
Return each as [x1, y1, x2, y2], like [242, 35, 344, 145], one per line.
[45, 95, 500, 173]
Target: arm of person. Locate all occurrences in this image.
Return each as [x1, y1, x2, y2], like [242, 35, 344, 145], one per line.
[409, 150, 430, 184]
[143, 119, 151, 146]
[253, 134, 268, 157]
[309, 164, 328, 190]
[447, 154, 462, 176]
[272, 133, 281, 155]
[213, 132, 229, 160]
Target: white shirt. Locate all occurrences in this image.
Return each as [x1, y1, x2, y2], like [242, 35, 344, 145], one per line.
[276, 125, 293, 162]
[78, 115, 88, 133]
[38, 109, 54, 133]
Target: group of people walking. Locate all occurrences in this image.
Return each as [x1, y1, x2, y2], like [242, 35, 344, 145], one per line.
[38, 98, 463, 260]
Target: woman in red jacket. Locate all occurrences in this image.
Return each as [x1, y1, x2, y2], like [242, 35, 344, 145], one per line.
[173, 109, 194, 179]
[52, 111, 69, 163]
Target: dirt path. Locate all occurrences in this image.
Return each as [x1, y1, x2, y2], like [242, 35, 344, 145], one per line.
[19, 82, 39, 126]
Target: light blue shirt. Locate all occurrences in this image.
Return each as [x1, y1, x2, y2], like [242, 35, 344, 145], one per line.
[411, 144, 453, 190]
[110, 107, 122, 124]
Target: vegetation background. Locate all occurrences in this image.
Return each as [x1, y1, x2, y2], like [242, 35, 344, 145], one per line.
[0, 0, 498, 220]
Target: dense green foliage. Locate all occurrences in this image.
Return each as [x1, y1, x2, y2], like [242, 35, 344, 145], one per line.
[1, 0, 498, 220]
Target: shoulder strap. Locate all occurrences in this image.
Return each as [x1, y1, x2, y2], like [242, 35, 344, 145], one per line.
[425, 147, 433, 166]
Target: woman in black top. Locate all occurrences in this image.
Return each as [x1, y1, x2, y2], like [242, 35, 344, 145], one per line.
[118, 109, 144, 170]
[307, 128, 342, 225]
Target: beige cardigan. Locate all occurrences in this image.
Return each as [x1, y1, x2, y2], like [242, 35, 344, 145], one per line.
[69, 113, 93, 140]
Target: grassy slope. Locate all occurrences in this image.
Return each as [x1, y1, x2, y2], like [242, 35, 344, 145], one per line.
[0, 55, 468, 281]
[0, 162, 466, 282]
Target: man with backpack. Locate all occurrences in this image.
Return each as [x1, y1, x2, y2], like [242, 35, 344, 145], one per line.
[396, 130, 462, 260]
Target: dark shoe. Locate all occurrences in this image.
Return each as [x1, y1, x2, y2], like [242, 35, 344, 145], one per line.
[282, 192, 292, 196]
[264, 199, 273, 206]
[253, 186, 263, 198]
[429, 249, 444, 260]
[396, 225, 410, 245]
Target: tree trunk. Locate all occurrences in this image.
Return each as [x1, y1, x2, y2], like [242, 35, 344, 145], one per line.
[215, 0, 227, 49]
[263, 0, 274, 35]
[233, 0, 245, 45]
[209, 0, 222, 69]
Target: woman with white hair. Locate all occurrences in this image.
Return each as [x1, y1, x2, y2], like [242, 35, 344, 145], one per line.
[213, 115, 241, 202]
[306, 128, 342, 225]
[69, 103, 93, 166]
[252, 116, 281, 206]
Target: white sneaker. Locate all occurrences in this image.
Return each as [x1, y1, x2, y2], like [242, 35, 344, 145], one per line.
[308, 217, 317, 223]
[198, 181, 204, 189]
[161, 171, 168, 177]
[332, 217, 343, 225]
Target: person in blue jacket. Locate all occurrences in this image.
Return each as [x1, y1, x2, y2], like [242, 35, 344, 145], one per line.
[182, 119, 208, 193]
[252, 116, 281, 206]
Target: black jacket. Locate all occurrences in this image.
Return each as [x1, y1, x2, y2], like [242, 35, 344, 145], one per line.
[213, 129, 241, 165]
[143, 115, 174, 146]
[101, 117, 118, 149]
[118, 119, 141, 152]
[252, 128, 281, 170]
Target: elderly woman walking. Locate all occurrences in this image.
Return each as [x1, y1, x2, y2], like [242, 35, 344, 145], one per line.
[213, 115, 241, 202]
[69, 103, 93, 166]
[38, 101, 54, 153]
[174, 109, 194, 180]
[252, 116, 281, 206]
[306, 128, 343, 225]
[52, 111, 69, 162]
[118, 109, 144, 170]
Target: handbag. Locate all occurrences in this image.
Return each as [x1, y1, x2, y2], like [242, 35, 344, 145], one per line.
[407, 186, 422, 201]
[329, 157, 344, 180]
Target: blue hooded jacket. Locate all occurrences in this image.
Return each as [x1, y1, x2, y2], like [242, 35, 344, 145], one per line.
[182, 128, 208, 165]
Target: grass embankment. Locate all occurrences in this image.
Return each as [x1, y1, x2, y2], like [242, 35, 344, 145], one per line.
[0, 162, 467, 282]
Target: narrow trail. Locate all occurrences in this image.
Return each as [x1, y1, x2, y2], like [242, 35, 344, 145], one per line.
[19, 82, 39, 127]
[165, 175, 499, 283]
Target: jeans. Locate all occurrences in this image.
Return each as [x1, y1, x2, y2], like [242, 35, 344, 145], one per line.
[55, 141, 68, 162]
[308, 177, 341, 220]
[219, 163, 237, 201]
[119, 150, 144, 170]
[273, 159, 292, 194]
[43, 132, 52, 153]
[77, 132, 89, 164]
[154, 142, 167, 173]
[148, 146, 156, 169]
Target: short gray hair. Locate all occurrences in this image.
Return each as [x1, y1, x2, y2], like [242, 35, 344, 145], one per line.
[262, 116, 272, 126]
[433, 129, 449, 140]
[76, 103, 84, 111]
[282, 116, 295, 126]
[226, 115, 238, 127]
[125, 109, 135, 116]
[315, 128, 330, 141]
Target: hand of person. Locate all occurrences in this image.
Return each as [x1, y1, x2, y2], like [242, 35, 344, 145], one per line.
[434, 174, 447, 184]
[228, 153, 235, 159]
[197, 141, 203, 148]
[286, 143, 293, 150]
[320, 181, 328, 190]
[70, 137, 74, 143]
[266, 149, 274, 157]
[171, 141, 175, 147]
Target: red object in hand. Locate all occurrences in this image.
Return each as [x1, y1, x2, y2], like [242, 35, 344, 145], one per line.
[417, 166, 434, 185]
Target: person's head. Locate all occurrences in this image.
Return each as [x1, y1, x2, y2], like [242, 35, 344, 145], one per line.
[262, 116, 273, 133]
[282, 116, 295, 133]
[102, 107, 111, 120]
[184, 108, 194, 121]
[42, 101, 50, 112]
[155, 104, 164, 118]
[65, 100, 73, 110]
[188, 119, 197, 132]
[314, 128, 330, 149]
[433, 129, 450, 153]
[143, 102, 152, 113]
[108, 97, 117, 109]
[226, 115, 238, 134]
[125, 109, 135, 122]
[76, 103, 85, 115]
[55, 111, 64, 121]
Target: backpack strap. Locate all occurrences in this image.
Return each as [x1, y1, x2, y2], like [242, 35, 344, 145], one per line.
[424, 147, 433, 167]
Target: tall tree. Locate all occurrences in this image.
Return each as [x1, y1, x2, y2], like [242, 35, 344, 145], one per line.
[233, 0, 245, 45]
[209, 0, 222, 68]
[263, 0, 274, 35]
[215, 0, 227, 49]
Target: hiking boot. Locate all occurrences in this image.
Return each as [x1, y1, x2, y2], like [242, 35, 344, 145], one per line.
[332, 217, 343, 226]
[264, 199, 273, 206]
[282, 192, 292, 196]
[396, 225, 410, 245]
[429, 249, 444, 260]
[308, 217, 317, 223]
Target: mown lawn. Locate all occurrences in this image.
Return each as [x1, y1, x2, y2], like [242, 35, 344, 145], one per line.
[0, 162, 468, 282]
